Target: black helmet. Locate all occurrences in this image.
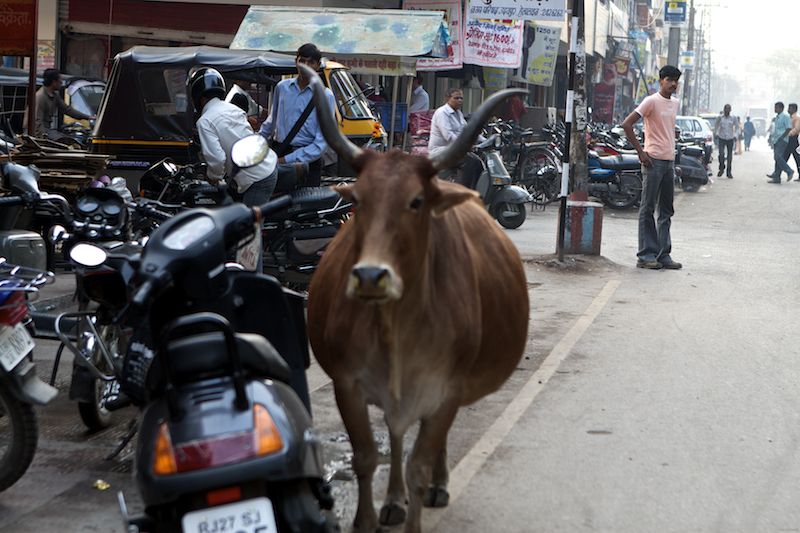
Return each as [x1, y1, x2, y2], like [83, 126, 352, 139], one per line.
[187, 67, 226, 112]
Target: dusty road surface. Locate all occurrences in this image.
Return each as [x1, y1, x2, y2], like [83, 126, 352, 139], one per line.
[1, 140, 799, 532]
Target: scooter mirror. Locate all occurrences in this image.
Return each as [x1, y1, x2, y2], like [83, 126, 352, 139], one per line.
[69, 243, 107, 268]
[231, 134, 270, 170]
[5, 163, 41, 196]
[49, 224, 68, 243]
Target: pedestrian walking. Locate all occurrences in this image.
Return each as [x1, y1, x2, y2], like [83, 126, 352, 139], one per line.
[735, 116, 744, 154]
[783, 103, 800, 178]
[766, 101, 794, 183]
[621, 65, 683, 271]
[259, 42, 335, 187]
[714, 104, 738, 178]
[743, 116, 756, 151]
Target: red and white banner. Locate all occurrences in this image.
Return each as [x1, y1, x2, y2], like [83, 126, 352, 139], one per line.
[463, 18, 523, 69]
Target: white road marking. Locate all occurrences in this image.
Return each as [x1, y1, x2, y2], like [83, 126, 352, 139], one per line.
[423, 279, 621, 530]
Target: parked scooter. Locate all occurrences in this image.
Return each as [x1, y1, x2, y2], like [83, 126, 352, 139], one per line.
[675, 143, 710, 192]
[473, 133, 532, 229]
[71, 135, 335, 531]
[0, 167, 59, 492]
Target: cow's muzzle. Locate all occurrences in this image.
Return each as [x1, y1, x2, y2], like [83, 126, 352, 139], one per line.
[347, 264, 402, 302]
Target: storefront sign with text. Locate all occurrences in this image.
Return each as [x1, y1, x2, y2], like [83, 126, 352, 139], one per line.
[0, 0, 36, 56]
[463, 19, 523, 69]
[467, 0, 566, 22]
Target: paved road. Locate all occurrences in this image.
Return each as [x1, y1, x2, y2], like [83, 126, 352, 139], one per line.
[2, 141, 798, 532]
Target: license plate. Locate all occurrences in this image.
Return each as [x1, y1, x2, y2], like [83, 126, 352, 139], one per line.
[181, 497, 278, 533]
[0, 323, 34, 372]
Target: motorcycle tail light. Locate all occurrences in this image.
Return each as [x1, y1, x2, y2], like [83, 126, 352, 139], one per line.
[254, 404, 283, 456]
[0, 292, 27, 326]
[153, 423, 178, 475]
[155, 405, 283, 475]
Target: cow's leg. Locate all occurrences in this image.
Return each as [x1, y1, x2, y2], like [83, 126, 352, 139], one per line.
[424, 447, 449, 508]
[334, 381, 379, 532]
[379, 425, 408, 526]
[404, 402, 458, 533]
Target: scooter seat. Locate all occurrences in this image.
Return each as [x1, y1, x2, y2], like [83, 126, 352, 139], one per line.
[268, 187, 342, 220]
[166, 331, 292, 385]
[596, 154, 641, 170]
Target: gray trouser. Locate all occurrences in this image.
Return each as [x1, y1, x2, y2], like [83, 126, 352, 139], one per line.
[718, 138, 734, 175]
[638, 158, 675, 263]
[240, 169, 278, 272]
[772, 140, 793, 177]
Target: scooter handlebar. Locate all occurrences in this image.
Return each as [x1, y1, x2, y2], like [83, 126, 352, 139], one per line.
[254, 194, 292, 221]
[0, 195, 25, 207]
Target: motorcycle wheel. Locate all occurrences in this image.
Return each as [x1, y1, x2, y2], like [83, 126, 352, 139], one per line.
[0, 385, 38, 492]
[495, 202, 527, 229]
[604, 173, 642, 210]
[78, 325, 124, 431]
[520, 151, 560, 205]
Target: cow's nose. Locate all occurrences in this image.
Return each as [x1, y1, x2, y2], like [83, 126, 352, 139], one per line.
[352, 266, 390, 290]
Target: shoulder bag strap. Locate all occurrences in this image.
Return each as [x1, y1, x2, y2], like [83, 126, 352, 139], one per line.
[274, 98, 316, 158]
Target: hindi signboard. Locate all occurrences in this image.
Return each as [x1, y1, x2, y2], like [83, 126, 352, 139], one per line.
[467, 0, 566, 22]
[0, 0, 36, 56]
[464, 19, 524, 68]
[520, 23, 561, 86]
[404, 0, 463, 71]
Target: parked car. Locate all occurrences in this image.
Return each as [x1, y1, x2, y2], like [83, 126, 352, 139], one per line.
[677, 115, 713, 164]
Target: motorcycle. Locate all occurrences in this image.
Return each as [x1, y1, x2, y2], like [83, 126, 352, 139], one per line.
[587, 150, 643, 210]
[71, 135, 335, 532]
[139, 157, 351, 290]
[49, 184, 136, 431]
[473, 133, 533, 229]
[0, 167, 59, 492]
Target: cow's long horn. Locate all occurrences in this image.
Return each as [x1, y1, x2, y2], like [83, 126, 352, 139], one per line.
[429, 88, 529, 171]
[298, 63, 362, 165]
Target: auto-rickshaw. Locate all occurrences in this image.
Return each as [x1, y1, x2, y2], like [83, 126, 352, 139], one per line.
[90, 45, 386, 187]
[0, 67, 104, 138]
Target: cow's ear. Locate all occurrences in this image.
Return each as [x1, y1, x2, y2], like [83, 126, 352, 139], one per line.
[336, 183, 355, 202]
[430, 180, 479, 217]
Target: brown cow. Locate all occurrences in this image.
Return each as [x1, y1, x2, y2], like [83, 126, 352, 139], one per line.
[303, 64, 529, 533]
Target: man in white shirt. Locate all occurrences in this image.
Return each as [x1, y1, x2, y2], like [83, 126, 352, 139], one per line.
[428, 88, 483, 188]
[409, 75, 429, 113]
[189, 67, 278, 270]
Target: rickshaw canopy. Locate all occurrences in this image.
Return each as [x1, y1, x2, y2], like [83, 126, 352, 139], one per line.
[94, 46, 299, 142]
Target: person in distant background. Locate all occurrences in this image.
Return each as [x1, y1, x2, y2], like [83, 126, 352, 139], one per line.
[498, 86, 527, 123]
[28, 68, 93, 139]
[783, 102, 800, 179]
[409, 74, 429, 113]
[742, 117, 756, 151]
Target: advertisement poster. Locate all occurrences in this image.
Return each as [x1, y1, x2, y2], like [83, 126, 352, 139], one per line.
[464, 19, 524, 69]
[613, 56, 630, 77]
[404, 0, 463, 71]
[37, 41, 56, 72]
[593, 82, 615, 124]
[483, 67, 508, 93]
[518, 23, 561, 86]
[0, 0, 36, 56]
[467, 0, 566, 23]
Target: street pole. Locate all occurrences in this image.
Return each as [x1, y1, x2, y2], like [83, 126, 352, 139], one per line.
[26, 0, 39, 136]
[556, 0, 582, 261]
[683, 0, 695, 115]
[667, 26, 680, 67]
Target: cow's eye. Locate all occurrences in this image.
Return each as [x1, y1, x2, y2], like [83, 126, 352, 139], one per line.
[409, 196, 424, 211]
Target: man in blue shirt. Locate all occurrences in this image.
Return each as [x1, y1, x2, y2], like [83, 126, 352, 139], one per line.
[260, 43, 336, 187]
[767, 101, 794, 183]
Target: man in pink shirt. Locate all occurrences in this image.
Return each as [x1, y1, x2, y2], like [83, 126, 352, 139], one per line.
[621, 65, 683, 270]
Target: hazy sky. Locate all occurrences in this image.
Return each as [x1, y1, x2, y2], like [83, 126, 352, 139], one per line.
[702, 1, 798, 70]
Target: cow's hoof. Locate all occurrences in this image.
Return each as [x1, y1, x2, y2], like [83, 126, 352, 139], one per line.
[379, 501, 407, 526]
[423, 486, 450, 508]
